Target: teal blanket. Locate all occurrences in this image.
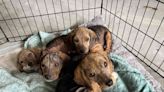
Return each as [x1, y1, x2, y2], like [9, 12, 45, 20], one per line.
[0, 31, 154, 92]
[107, 54, 154, 92]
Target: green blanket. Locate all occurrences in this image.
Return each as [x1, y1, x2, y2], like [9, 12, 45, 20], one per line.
[0, 31, 154, 92]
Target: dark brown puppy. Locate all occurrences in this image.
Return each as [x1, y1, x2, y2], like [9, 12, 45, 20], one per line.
[74, 50, 117, 92]
[40, 35, 75, 80]
[40, 51, 70, 80]
[17, 48, 42, 73]
[71, 25, 112, 54]
[46, 35, 75, 55]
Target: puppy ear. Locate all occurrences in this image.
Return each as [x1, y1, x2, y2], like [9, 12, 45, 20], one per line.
[41, 49, 49, 60]
[58, 51, 70, 63]
[88, 29, 97, 49]
[104, 32, 112, 53]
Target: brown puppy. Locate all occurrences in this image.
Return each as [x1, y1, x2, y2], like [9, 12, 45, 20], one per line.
[70, 27, 97, 54]
[74, 51, 117, 92]
[46, 35, 75, 55]
[40, 35, 74, 80]
[71, 25, 112, 54]
[17, 48, 42, 73]
[40, 51, 70, 80]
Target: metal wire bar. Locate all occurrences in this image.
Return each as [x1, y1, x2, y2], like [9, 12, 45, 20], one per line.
[10, 0, 27, 36]
[103, 8, 164, 47]
[35, 0, 46, 31]
[2, 0, 23, 40]
[107, 0, 114, 27]
[121, 0, 133, 41]
[137, 1, 160, 56]
[111, 0, 119, 32]
[59, 0, 66, 29]
[116, 0, 125, 38]
[19, 0, 33, 34]
[52, 0, 59, 31]
[44, 0, 53, 32]
[27, 0, 40, 32]
[126, 0, 141, 46]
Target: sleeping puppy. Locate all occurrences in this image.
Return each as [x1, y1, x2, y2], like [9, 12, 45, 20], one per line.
[17, 48, 42, 73]
[40, 50, 70, 80]
[46, 35, 75, 55]
[41, 34, 77, 80]
[71, 25, 112, 54]
[74, 51, 117, 92]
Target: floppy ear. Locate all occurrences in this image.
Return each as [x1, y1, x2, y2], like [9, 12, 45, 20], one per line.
[88, 29, 97, 49]
[58, 51, 70, 63]
[104, 32, 112, 53]
[67, 28, 77, 48]
[41, 49, 49, 61]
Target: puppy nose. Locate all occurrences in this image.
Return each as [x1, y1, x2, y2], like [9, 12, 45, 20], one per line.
[28, 62, 33, 66]
[80, 49, 85, 53]
[106, 79, 113, 86]
[45, 75, 50, 79]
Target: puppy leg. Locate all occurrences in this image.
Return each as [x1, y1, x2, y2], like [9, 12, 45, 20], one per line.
[105, 32, 112, 53]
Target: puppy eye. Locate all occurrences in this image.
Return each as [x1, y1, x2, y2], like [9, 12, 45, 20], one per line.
[41, 64, 45, 68]
[55, 63, 59, 67]
[20, 61, 23, 64]
[89, 73, 95, 77]
[74, 39, 79, 43]
[85, 38, 89, 41]
[104, 62, 108, 67]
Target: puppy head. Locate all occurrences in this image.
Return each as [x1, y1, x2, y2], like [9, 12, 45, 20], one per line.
[74, 52, 117, 90]
[17, 49, 40, 73]
[71, 27, 97, 54]
[41, 51, 70, 80]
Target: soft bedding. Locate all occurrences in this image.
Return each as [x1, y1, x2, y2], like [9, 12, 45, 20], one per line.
[0, 16, 162, 92]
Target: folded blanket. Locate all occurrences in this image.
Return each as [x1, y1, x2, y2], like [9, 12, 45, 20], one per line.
[0, 68, 58, 92]
[105, 53, 154, 92]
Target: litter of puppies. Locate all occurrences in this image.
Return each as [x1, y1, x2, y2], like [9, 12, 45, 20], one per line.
[17, 25, 116, 92]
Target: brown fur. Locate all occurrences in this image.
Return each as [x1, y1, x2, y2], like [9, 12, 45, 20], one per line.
[46, 35, 75, 54]
[40, 35, 73, 80]
[40, 51, 70, 80]
[74, 51, 117, 92]
[17, 48, 42, 73]
[88, 25, 112, 53]
[70, 27, 97, 54]
[71, 25, 112, 54]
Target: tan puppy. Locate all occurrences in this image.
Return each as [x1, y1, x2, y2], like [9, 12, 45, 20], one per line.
[17, 48, 42, 73]
[71, 25, 112, 54]
[74, 51, 117, 92]
[70, 27, 97, 54]
[40, 51, 70, 80]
